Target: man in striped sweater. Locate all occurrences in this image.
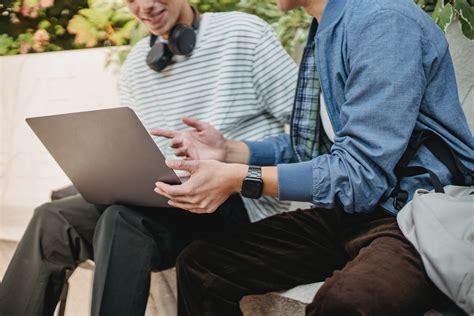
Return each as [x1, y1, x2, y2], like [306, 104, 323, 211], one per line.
[0, 1, 297, 315]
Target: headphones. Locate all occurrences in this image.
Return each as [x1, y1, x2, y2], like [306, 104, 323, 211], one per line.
[146, 7, 200, 72]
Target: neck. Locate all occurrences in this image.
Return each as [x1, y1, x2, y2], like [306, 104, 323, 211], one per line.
[162, 4, 194, 39]
[177, 4, 194, 27]
[303, 0, 327, 22]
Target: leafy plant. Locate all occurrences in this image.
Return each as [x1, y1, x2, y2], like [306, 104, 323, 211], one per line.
[0, 0, 88, 54]
[0, 34, 18, 55]
[416, 0, 474, 39]
[67, 0, 148, 48]
[1, 0, 472, 58]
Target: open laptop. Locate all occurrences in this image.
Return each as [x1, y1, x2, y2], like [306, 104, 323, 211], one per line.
[26, 107, 181, 208]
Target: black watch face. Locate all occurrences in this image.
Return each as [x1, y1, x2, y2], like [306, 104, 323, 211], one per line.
[242, 178, 263, 199]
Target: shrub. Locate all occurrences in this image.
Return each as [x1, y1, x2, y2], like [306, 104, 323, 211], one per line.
[0, 0, 472, 58]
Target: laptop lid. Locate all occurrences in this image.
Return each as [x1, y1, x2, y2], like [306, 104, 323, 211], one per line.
[26, 107, 180, 208]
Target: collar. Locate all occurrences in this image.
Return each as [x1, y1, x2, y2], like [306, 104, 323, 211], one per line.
[306, 18, 319, 46]
[317, 0, 348, 35]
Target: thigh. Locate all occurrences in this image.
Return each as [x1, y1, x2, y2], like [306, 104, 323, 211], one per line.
[309, 219, 437, 316]
[178, 207, 349, 296]
[98, 194, 250, 271]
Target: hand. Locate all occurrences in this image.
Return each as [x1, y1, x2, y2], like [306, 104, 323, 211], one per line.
[154, 160, 248, 214]
[150, 117, 227, 161]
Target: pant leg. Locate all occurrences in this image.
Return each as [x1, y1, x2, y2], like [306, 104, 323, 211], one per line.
[176, 207, 350, 316]
[0, 195, 102, 316]
[306, 217, 440, 316]
[91, 194, 249, 316]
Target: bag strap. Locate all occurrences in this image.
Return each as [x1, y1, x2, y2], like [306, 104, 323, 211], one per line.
[391, 130, 473, 210]
[423, 134, 473, 185]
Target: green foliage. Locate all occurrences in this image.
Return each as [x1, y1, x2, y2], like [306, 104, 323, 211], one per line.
[1, 0, 472, 58]
[0, 0, 88, 54]
[67, 0, 145, 48]
[416, 0, 474, 39]
[0, 34, 18, 55]
[189, 0, 240, 12]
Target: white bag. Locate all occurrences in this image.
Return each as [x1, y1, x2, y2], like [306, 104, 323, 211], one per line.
[397, 185, 474, 315]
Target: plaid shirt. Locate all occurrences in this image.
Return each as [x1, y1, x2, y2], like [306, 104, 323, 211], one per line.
[290, 19, 332, 162]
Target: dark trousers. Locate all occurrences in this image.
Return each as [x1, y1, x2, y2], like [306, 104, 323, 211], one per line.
[0, 194, 248, 316]
[176, 206, 443, 316]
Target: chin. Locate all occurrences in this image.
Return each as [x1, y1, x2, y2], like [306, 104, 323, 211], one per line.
[148, 25, 166, 36]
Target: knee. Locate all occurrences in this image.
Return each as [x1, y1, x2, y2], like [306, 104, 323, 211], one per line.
[94, 205, 129, 238]
[31, 202, 76, 263]
[176, 240, 209, 276]
[93, 205, 150, 247]
[32, 201, 68, 233]
[307, 280, 367, 316]
[96, 205, 124, 229]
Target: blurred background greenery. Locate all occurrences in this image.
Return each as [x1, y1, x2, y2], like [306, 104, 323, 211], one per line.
[0, 0, 310, 59]
[0, 0, 473, 59]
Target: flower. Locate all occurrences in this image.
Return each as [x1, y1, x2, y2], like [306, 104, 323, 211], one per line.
[32, 29, 50, 52]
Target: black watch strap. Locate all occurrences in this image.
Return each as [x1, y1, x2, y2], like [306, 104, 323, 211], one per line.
[247, 166, 262, 179]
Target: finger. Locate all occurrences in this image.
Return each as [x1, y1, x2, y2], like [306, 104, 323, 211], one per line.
[174, 146, 189, 157]
[169, 137, 183, 148]
[154, 186, 172, 199]
[165, 159, 198, 173]
[155, 181, 190, 197]
[164, 194, 197, 204]
[156, 189, 196, 205]
[155, 186, 194, 203]
[182, 117, 207, 132]
[150, 128, 178, 138]
[177, 170, 191, 178]
[167, 200, 206, 213]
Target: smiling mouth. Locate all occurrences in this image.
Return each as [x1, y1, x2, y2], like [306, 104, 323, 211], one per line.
[142, 9, 166, 26]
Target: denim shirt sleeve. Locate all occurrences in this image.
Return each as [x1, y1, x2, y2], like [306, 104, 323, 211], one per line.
[278, 11, 428, 213]
[244, 134, 295, 166]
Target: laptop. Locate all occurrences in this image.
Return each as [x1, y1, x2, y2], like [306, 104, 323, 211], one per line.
[26, 107, 181, 208]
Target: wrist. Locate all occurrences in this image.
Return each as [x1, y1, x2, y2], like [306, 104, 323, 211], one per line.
[230, 164, 249, 193]
[223, 140, 250, 164]
[222, 140, 232, 162]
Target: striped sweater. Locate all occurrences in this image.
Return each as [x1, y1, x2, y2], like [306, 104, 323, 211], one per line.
[119, 12, 297, 222]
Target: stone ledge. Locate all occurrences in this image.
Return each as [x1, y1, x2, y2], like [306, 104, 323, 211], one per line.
[240, 282, 323, 316]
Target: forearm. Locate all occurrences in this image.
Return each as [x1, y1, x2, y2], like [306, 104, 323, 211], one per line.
[223, 140, 250, 164]
[262, 166, 278, 197]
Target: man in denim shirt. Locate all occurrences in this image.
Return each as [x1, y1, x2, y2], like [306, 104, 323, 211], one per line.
[151, 0, 474, 314]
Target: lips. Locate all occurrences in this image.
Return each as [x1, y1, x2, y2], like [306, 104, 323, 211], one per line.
[142, 9, 166, 28]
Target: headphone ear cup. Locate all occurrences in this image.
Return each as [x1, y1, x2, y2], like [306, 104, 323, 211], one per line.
[168, 24, 196, 56]
[146, 41, 173, 72]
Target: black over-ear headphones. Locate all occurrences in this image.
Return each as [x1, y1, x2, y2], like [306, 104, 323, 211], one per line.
[146, 7, 200, 72]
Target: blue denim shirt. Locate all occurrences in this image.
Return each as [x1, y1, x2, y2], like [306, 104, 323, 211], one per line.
[245, 0, 474, 215]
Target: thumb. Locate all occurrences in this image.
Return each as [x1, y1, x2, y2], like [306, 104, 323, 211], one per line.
[166, 159, 198, 172]
[182, 117, 207, 132]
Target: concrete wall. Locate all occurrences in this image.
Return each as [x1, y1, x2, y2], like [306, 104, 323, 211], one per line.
[0, 48, 120, 240]
[447, 20, 474, 129]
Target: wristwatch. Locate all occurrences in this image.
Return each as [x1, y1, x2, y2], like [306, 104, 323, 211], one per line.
[241, 166, 263, 199]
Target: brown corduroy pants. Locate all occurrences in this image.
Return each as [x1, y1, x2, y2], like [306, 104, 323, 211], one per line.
[176, 206, 445, 316]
